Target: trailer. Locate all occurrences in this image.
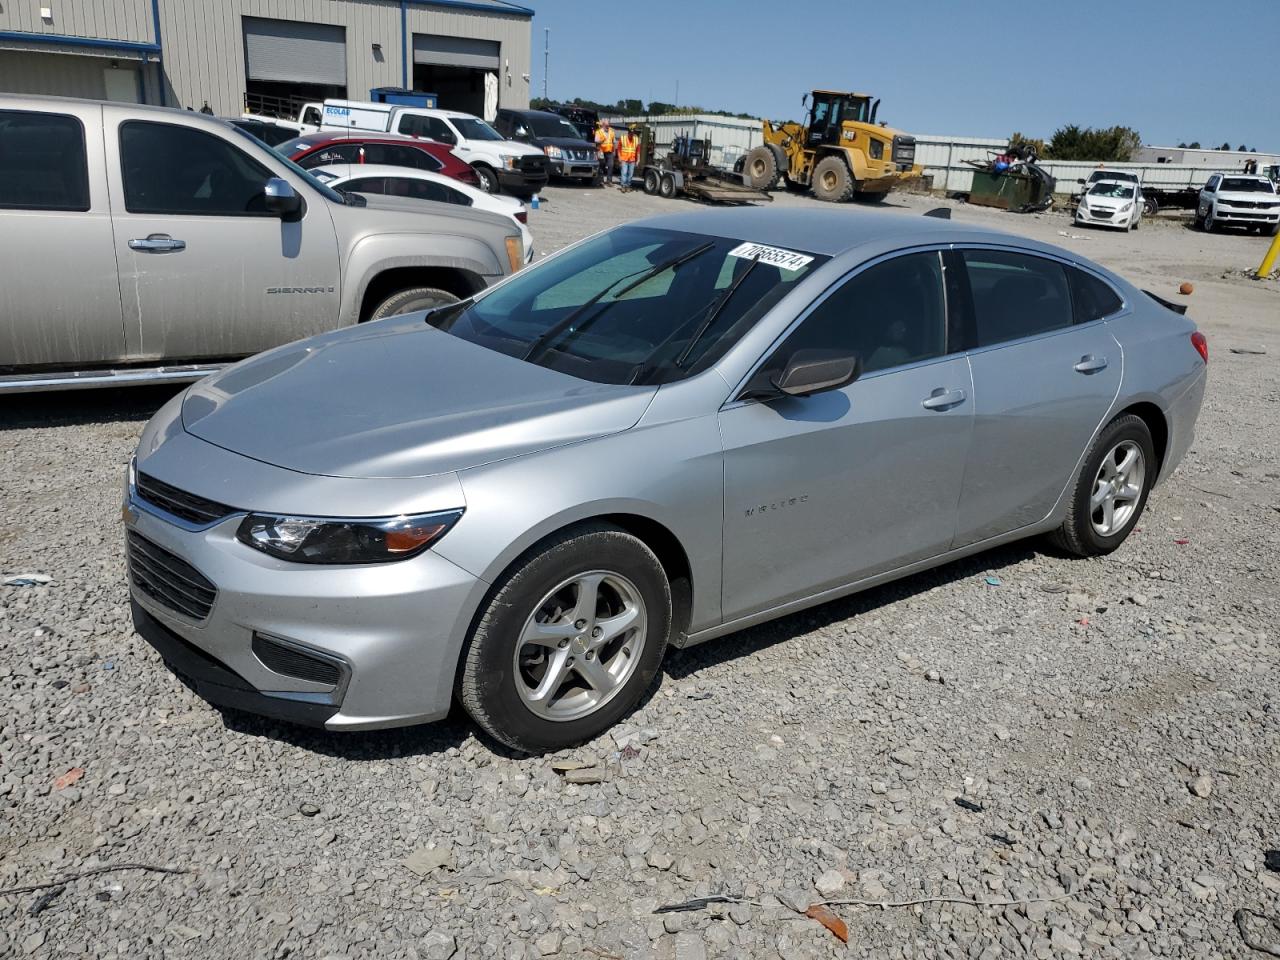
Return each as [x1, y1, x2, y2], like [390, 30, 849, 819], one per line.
[638, 131, 771, 204]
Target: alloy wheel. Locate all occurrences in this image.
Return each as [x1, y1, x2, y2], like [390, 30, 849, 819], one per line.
[1090, 440, 1146, 537]
[513, 571, 647, 722]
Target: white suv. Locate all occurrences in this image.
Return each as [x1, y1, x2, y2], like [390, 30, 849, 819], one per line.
[1197, 174, 1280, 235]
[392, 109, 548, 196]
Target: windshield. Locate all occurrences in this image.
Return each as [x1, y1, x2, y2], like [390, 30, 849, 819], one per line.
[229, 127, 346, 204]
[1220, 177, 1274, 193]
[1089, 182, 1135, 199]
[453, 117, 504, 141]
[1091, 172, 1137, 184]
[530, 116, 584, 139]
[428, 226, 827, 385]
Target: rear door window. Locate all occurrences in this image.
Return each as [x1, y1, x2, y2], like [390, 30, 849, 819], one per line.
[119, 121, 273, 216]
[961, 249, 1074, 347]
[0, 110, 91, 211]
[298, 142, 359, 167]
[1069, 268, 1124, 323]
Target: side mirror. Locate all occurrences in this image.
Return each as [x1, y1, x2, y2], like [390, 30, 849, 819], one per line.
[771, 349, 862, 397]
[515, 126, 529, 138]
[264, 178, 302, 219]
[1076, 178, 1086, 184]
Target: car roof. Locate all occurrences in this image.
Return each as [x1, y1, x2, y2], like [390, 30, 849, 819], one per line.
[295, 131, 438, 147]
[634, 207, 1014, 257]
[313, 163, 453, 184]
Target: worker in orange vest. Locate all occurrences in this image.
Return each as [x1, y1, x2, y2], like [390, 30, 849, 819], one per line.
[594, 119, 616, 186]
[617, 125, 641, 192]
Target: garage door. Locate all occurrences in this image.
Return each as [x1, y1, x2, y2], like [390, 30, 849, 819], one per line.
[412, 34, 500, 70]
[243, 17, 346, 85]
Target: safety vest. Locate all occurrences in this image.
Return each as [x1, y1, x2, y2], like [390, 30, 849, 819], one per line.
[595, 127, 615, 153]
[618, 134, 639, 163]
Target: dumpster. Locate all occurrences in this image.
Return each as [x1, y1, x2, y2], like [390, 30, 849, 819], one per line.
[965, 161, 1056, 213]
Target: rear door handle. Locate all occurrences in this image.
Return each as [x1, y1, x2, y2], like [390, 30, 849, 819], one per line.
[129, 234, 186, 253]
[921, 387, 967, 410]
[1074, 355, 1108, 374]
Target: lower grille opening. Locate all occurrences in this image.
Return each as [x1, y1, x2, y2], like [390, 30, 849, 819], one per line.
[127, 531, 217, 621]
[252, 634, 342, 686]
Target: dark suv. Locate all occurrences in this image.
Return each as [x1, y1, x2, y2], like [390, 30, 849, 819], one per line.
[495, 109, 598, 183]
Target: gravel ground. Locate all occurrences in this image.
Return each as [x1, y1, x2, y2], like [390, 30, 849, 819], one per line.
[2, 182, 1278, 960]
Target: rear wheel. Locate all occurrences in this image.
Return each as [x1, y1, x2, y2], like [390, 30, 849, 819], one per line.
[458, 524, 672, 754]
[1050, 414, 1155, 558]
[812, 156, 855, 202]
[643, 168, 660, 195]
[1142, 194, 1159, 217]
[743, 145, 779, 190]
[658, 173, 677, 199]
[368, 286, 460, 321]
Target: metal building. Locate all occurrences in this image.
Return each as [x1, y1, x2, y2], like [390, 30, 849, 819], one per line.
[0, 0, 534, 119]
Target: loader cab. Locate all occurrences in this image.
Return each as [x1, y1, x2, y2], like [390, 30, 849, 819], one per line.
[806, 91, 874, 147]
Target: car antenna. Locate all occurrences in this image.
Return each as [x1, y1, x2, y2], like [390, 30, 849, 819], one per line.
[923, 207, 951, 219]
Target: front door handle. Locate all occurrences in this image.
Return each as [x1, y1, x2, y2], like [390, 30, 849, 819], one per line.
[129, 234, 186, 253]
[1074, 355, 1109, 374]
[921, 387, 967, 410]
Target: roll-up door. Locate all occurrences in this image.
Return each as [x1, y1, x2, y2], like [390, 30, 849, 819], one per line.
[412, 34, 500, 70]
[243, 17, 347, 85]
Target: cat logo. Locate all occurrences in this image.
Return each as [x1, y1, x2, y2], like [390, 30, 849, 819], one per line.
[265, 286, 335, 295]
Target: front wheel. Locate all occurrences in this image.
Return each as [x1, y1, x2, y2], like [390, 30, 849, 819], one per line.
[1049, 413, 1155, 557]
[473, 164, 499, 194]
[458, 525, 672, 754]
[368, 286, 459, 321]
[811, 156, 855, 202]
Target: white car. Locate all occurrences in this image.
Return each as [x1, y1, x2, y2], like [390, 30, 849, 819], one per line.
[1197, 174, 1280, 235]
[1075, 179, 1143, 231]
[311, 164, 534, 263]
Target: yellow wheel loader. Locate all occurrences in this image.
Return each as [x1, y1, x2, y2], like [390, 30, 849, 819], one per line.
[743, 90, 921, 202]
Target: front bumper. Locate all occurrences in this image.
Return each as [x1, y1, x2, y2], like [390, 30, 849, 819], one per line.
[1212, 206, 1280, 225]
[497, 167, 549, 192]
[1075, 207, 1131, 229]
[548, 158, 597, 179]
[123, 454, 484, 731]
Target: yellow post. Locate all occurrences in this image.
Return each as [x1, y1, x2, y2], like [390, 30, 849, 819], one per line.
[1259, 230, 1280, 279]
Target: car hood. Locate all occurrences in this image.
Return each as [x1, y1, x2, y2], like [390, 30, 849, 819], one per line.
[493, 141, 545, 159]
[1216, 190, 1279, 204]
[539, 136, 595, 150]
[180, 316, 656, 479]
[345, 191, 513, 227]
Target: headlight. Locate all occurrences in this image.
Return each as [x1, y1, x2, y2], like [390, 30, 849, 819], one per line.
[236, 510, 463, 564]
[543, 145, 562, 159]
[869, 138, 885, 160]
[1120, 202, 1133, 212]
[503, 156, 520, 170]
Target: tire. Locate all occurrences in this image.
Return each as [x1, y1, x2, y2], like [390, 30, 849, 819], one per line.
[643, 168, 660, 195]
[1201, 205, 1215, 232]
[658, 173, 677, 199]
[811, 155, 855, 202]
[1142, 195, 1158, 217]
[368, 286, 460, 321]
[458, 524, 672, 754]
[1049, 413, 1156, 558]
[743, 145, 779, 190]
[473, 164, 499, 194]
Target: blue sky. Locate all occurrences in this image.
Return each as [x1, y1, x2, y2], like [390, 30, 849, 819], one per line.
[529, 0, 1279, 150]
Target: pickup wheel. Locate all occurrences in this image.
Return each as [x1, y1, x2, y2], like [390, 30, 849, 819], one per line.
[368, 286, 460, 321]
[473, 164, 499, 194]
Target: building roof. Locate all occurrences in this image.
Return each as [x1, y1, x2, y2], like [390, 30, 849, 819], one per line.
[413, 0, 535, 17]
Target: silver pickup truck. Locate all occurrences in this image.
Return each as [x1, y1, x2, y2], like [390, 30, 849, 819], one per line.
[0, 95, 524, 393]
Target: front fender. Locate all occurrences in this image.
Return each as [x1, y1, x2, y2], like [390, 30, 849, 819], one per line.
[341, 233, 503, 324]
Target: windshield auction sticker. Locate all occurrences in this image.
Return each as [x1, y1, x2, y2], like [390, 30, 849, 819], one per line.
[728, 242, 815, 272]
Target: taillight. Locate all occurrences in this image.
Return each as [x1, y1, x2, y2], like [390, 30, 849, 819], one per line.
[515, 210, 528, 224]
[1190, 331, 1208, 363]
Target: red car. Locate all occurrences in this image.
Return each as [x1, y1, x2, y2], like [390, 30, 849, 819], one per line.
[278, 132, 479, 188]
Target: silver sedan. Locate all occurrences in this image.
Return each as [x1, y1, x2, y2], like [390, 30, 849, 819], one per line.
[124, 208, 1208, 753]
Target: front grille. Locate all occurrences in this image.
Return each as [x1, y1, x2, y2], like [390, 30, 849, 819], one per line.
[1091, 209, 1115, 219]
[136, 472, 235, 526]
[127, 532, 217, 621]
[252, 634, 343, 686]
[568, 148, 594, 162]
[519, 155, 547, 174]
[892, 135, 916, 164]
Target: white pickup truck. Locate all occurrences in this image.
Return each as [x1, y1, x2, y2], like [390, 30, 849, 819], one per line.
[1196, 174, 1280, 235]
[318, 99, 549, 196]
